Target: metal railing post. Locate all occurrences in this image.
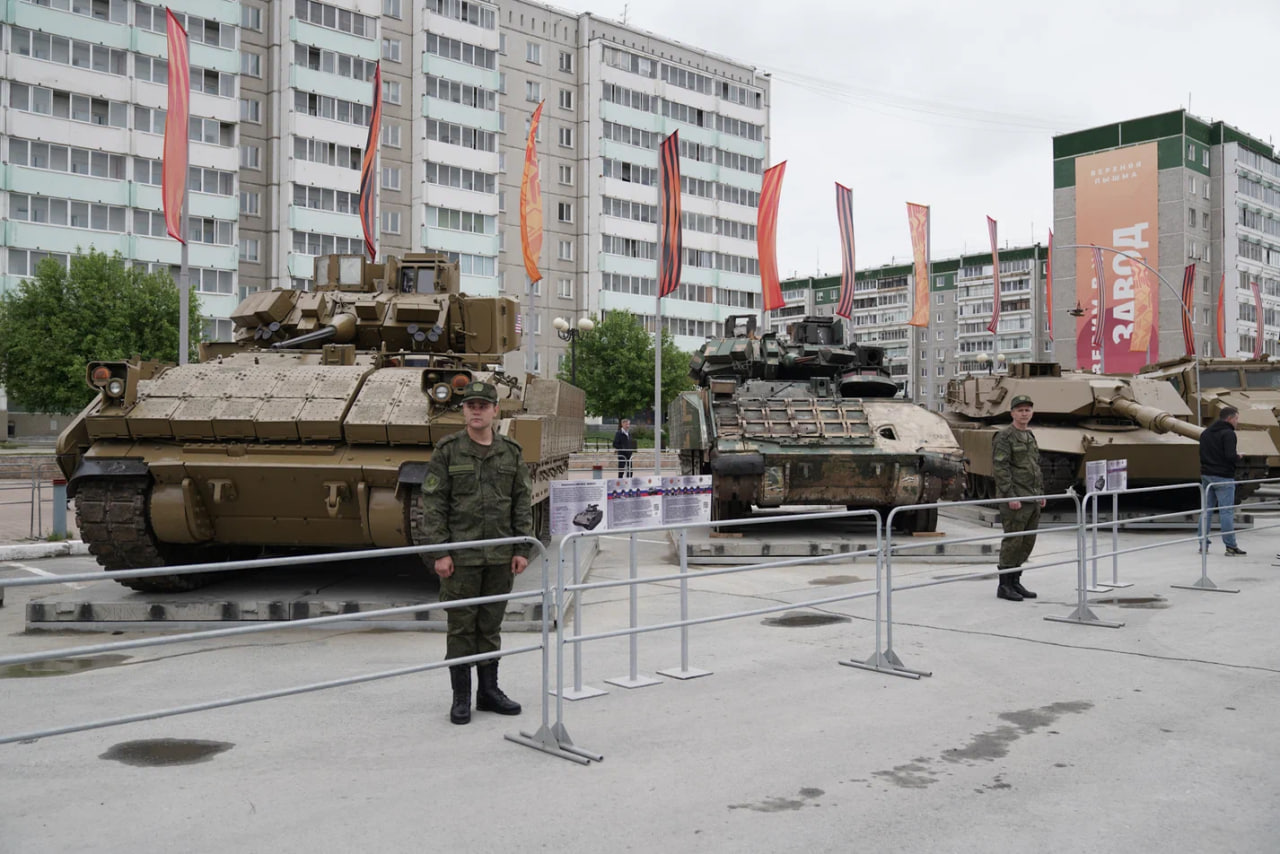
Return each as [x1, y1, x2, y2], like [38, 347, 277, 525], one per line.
[1046, 491, 1124, 628]
[52, 479, 68, 539]
[604, 531, 660, 689]
[561, 534, 605, 700]
[1174, 479, 1240, 593]
[657, 527, 712, 680]
[841, 507, 918, 678]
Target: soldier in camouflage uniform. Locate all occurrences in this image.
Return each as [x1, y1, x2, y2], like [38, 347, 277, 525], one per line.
[420, 380, 533, 724]
[991, 394, 1045, 602]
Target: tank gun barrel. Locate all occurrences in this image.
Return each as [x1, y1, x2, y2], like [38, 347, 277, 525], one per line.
[269, 313, 357, 350]
[1108, 398, 1204, 440]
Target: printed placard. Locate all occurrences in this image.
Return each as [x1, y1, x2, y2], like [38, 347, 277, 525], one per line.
[661, 475, 712, 525]
[1086, 459, 1107, 494]
[1105, 459, 1128, 492]
[549, 479, 608, 536]
[607, 476, 663, 530]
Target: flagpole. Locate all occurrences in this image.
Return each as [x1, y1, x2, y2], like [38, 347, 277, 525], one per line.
[654, 293, 662, 476]
[926, 211, 934, 410]
[179, 182, 189, 365]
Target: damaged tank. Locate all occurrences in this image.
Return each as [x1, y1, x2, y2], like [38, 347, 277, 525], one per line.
[944, 361, 1275, 500]
[572, 504, 603, 531]
[55, 252, 584, 592]
[666, 315, 965, 532]
[1139, 355, 1280, 475]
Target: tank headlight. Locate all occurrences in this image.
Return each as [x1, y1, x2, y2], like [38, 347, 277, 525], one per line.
[105, 377, 126, 398]
[91, 366, 112, 387]
[431, 383, 453, 403]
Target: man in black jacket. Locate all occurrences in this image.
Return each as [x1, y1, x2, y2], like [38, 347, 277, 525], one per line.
[1199, 406, 1245, 556]
[613, 418, 635, 477]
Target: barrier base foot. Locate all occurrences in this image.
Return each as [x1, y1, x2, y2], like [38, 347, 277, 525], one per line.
[839, 651, 922, 680]
[1095, 581, 1134, 589]
[1172, 577, 1239, 593]
[1045, 605, 1124, 628]
[604, 673, 662, 689]
[656, 666, 712, 680]
[553, 684, 608, 701]
[1085, 585, 1112, 593]
[506, 724, 601, 765]
[883, 647, 932, 677]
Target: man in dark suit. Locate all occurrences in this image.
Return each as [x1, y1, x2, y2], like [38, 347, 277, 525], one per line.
[613, 418, 635, 477]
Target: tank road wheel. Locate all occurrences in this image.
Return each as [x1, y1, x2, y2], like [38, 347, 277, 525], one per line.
[75, 478, 218, 593]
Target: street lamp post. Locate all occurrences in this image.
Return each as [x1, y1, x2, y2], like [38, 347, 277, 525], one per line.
[553, 315, 594, 386]
[1060, 243, 1201, 426]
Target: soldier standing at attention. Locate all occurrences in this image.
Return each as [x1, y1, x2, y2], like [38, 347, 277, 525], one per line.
[991, 394, 1045, 602]
[420, 380, 533, 725]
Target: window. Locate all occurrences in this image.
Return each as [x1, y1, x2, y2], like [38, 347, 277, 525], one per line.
[499, 33, 506, 55]
[383, 81, 401, 105]
[382, 38, 401, 62]
[498, 152, 507, 173]
[558, 126, 574, 149]
[382, 167, 402, 190]
[558, 240, 573, 261]
[381, 123, 402, 148]
[239, 237, 260, 262]
[559, 88, 574, 110]
[381, 210, 401, 234]
[428, 0, 497, 28]
[189, 166, 235, 196]
[498, 191, 506, 212]
[240, 192, 261, 216]
[558, 278, 573, 299]
[240, 143, 261, 169]
[559, 50, 573, 73]
[526, 81, 541, 103]
[1203, 211, 1210, 230]
[526, 41, 542, 64]
[295, 0, 375, 37]
[557, 202, 573, 223]
[241, 5, 262, 30]
[240, 98, 262, 123]
[1188, 207, 1196, 228]
[558, 164, 573, 186]
[383, 0, 402, 18]
[240, 51, 262, 77]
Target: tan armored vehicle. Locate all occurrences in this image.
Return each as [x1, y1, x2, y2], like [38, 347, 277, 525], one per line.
[55, 253, 583, 592]
[668, 315, 965, 532]
[944, 362, 1274, 500]
[1139, 356, 1280, 474]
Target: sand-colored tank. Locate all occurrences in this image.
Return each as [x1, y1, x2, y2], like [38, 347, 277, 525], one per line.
[55, 253, 583, 592]
[667, 315, 965, 532]
[944, 361, 1275, 499]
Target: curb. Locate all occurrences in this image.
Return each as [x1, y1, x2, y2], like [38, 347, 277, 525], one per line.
[0, 540, 91, 561]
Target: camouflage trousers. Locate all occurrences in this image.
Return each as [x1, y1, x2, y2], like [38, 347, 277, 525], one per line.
[998, 503, 1041, 570]
[439, 563, 514, 660]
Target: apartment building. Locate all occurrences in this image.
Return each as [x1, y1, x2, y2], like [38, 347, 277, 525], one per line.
[779, 243, 1050, 409]
[1052, 109, 1280, 368]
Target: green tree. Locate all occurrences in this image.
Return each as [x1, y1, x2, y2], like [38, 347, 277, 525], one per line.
[558, 309, 694, 419]
[0, 250, 200, 414]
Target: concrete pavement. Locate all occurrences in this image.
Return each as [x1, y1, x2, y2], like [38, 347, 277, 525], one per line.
[2, 510, 1278, 852]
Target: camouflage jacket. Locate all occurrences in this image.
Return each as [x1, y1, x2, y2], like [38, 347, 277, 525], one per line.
[992, 425, 1043, 498]
[419, 430, 534, 566]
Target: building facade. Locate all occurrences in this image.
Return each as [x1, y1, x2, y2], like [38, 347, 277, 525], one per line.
[779, 243, 1050, 410]
[1052, 109, 1280, 368]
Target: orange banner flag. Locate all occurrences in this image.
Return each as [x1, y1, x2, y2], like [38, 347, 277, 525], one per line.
[162, 9, 190, 243]
[519, 102, 545, 284]
[757, 162, 787, 311]
[907, 203, 930, 327]
[1216, 273, 1226, 356]
[1129, 256, 1155, 352]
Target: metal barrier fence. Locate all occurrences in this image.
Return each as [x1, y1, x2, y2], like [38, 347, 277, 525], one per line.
[3, 477, 1278, 765]
[0, 473, 44, 539]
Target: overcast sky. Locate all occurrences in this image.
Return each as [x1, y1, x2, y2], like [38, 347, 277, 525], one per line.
[554, 0, 1280, 278]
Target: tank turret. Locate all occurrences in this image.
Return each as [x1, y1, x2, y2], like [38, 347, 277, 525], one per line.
[668, 315, 964, 530]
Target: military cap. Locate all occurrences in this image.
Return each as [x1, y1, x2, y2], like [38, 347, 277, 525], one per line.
[461, 380, 498, 404]
[1009, 394, 1034, 409]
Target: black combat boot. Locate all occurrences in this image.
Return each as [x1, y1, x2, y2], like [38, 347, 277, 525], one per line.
[996, 570, 1023, 602]
[1010, 571, 1037, 599]
[475, 661, 522, 715]
[449, 665, 472, 725]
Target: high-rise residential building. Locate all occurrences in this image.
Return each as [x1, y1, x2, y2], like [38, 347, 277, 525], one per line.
[1052, 109, 1280, 369]
[779, 243, 1050, 409]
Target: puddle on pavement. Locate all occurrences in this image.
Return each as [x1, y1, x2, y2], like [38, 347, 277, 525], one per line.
[808, 575, 862, 586]
[101, 739, 234, 767]
[0, 654, 131, 679]
[1092, 596, 1170, 609]
[762, 612, 850, 628]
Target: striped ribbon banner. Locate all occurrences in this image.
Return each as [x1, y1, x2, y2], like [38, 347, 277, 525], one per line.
[906, 203, 929, 327]
[1216, 273, 1226, 356]
[658, 131, 682, 298]
[162, 9, 190, 243]
[1045, 230, 1054, 342]
[519, 101, 546, 285]
[986, 216, 1001, 335]
[834, 183, 856, 319]
[1091, 246, 1107, 351]
[758, 162, 787, 312]
[1252, 280, 1264, 358]
[358, 62, 383, 261]
[1180, 263, 1197, 356]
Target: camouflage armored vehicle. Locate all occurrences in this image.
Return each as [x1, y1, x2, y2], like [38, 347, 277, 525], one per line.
[1139, 356, 1280, 474]
[667, 315, 965, 532]
[55, 252, 583, 592]
[944, 361, 1275, 500]
[572, 504, 603, 531]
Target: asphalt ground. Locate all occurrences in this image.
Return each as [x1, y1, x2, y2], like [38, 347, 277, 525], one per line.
[2, 503, 1279, 852]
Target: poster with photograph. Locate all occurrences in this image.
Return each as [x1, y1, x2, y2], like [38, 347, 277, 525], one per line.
[549, 479, 609, 536]
[661, 475, 712, 525]
[606, 476, 663, 530]
[1085, 459, 1107, 494]
[1105, 459, 1128, 492]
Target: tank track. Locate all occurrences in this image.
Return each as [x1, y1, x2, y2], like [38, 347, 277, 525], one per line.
[75, 478, 217, 593]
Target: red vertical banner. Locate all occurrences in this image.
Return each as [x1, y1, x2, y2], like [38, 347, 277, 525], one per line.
[1045, 230, 1054, 342]
[1216, 273, 1226, 356]
[834, 183, 856, 319]
[986, 216, 1001, 335]
[1251, 280, 1264, 358]
[658, 131, 682, 298]
[757, 162, 787, 312]
[1129, 256, 1155, 353]
[1180, 263, 1197, 356]
[1090, 246, 1107, 354]
[162, 8, 190, 243]
[520, 102, 545, 284]
[906, 203, 929, 327]
[358, 61, 383, 261]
